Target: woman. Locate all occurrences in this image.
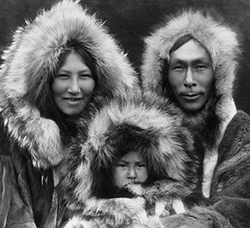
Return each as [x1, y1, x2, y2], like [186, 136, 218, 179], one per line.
[48, 44, 97, 148]
[0, 0, 138, 227]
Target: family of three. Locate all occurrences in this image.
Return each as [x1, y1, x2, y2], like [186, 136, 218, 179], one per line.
[0, 0, 249, 228]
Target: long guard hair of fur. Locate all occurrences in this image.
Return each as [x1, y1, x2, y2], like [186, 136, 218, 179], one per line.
[58, 93, 203, 227]
[0, 0, 139, 169]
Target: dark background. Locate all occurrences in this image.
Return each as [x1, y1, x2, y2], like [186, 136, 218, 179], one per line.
[0, 0, 249, 114]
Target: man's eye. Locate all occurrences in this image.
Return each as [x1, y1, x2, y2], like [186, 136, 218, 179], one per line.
[196, 64, 206, 70]
[171, 65, 183, 71]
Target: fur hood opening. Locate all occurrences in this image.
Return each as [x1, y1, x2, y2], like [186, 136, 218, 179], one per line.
[140, 9, 242, 199]
[141, 9, 241, 127]
[58, 94, 201, 210]
[0, 0, 139, 169]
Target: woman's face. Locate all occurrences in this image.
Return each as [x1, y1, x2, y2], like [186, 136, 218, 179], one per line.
[112, 151, 148, 188]
[168, 39, 214, 112]
[51, 51, 95, 116]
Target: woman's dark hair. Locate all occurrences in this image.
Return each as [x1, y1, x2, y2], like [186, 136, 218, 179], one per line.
[56, 43, 98, 84]
[34, 42, 98, 144]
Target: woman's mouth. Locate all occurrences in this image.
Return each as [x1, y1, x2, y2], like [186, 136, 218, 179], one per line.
[64, 98, 82, 103]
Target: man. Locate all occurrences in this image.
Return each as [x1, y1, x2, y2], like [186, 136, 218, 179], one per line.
[141, 9, 250, 228]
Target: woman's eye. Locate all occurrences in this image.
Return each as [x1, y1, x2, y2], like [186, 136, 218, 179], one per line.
[56, 74, 68, 78]
[80, 74, 92, 78]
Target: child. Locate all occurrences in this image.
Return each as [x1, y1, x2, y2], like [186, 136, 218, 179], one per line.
[112, 150, 148, 189]
[58, 94, 204, 228]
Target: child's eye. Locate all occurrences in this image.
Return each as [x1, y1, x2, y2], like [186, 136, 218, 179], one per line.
[137, 163, 146, 168]
[117, 163, 127, 168]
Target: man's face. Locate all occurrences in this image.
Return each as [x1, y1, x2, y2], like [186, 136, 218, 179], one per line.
[112, 151, 148, 188]
[168, 39, 214, 112]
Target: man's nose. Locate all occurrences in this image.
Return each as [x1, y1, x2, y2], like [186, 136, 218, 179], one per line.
[184, 68, 196, 87]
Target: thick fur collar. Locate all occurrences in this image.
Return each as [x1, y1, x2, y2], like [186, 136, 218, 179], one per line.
[0, 0, 138, 169]
[64, 197, 164, 228]
[58, 94, 202, 226]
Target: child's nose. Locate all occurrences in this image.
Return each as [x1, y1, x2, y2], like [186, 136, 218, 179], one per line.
[128, 167, 136, 179]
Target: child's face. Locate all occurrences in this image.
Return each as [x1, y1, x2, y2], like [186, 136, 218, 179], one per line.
[112, 151, 148, 188]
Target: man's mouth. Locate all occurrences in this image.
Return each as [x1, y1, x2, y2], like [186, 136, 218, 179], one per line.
[181, 93, 201, 101]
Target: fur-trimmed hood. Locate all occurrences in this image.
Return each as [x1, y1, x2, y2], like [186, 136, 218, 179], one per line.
[58, 94, 202, 223]
[141, 9, 241, 132]
[140, 10, 241, 198]
[0, 0, 139, 169]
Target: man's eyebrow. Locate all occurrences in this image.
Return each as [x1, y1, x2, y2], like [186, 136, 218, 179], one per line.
[169, 59, 186, 66]
[170, 57, 210, 64]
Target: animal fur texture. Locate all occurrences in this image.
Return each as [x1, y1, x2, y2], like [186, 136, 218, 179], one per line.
[141, 9, 240, 109]
[141, 8, 241, 138]
[0, 0, 139, 169]
[140, 9, 241, 198]
[58, 94, 203, 228]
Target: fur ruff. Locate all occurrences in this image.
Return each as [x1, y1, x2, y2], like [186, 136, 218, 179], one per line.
[58, 94, 202, 227]
[0, 0, 138, 169]
[64, 197, 164, 228]
[141, 9, 240, 135]
[140, 9, 241, 197]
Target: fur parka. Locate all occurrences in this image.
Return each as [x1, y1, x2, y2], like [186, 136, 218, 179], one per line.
[140, 8, 250, 228]
[0, 0, 139, 227]
[141, 8, 241, 198]
[0, 0, 139, 169]
[58, 94, 203, 228]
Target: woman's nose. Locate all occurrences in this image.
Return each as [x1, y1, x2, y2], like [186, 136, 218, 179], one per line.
[68, 78, 80, 93]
